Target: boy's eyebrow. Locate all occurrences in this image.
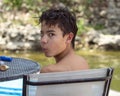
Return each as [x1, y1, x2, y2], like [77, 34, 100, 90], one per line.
[40, 30, 55, 33]
[47, 30, 55, 33]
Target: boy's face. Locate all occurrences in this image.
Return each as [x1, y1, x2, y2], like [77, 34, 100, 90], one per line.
[40, 21, 69, 57]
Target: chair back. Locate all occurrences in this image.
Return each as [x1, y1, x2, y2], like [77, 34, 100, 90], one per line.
[22, 68, 113, 96]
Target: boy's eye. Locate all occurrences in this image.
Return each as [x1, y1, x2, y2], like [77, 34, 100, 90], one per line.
[48, 33, 54, 37]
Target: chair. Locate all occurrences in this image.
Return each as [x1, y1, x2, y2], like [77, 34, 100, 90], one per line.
[0, 79, 23, 96]
[22, 67, 113, 96]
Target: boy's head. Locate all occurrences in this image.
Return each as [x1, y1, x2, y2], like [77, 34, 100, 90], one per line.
[39, 7, 78, 48]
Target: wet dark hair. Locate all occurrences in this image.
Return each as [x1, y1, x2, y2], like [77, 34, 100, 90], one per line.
[39, 7, 78, 48]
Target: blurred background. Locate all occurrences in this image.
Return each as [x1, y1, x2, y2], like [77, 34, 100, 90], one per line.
[0, 0, 120, 93]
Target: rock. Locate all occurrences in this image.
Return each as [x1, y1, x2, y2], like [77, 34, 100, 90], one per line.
[85, 30, 120, 50]
[0, 22, 40, 51]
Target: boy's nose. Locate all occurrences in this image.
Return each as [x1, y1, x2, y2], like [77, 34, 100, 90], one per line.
[40, 36, 48, 44]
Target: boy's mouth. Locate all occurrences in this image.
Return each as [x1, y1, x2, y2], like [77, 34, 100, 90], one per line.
[42, 48, 48, 52]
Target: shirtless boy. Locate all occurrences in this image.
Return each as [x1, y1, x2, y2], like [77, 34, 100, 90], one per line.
[39, 7, 89, 73]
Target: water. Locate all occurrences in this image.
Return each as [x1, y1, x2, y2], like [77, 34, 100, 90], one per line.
[0, 50, 120, 92]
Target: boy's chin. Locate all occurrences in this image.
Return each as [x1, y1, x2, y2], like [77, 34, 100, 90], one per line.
[44, 54, 53, 57]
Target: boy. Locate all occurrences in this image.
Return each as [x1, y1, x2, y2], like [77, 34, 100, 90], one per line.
[39, 7, 89, 73]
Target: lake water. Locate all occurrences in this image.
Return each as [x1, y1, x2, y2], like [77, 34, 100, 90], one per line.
[0, 50, 120, 92]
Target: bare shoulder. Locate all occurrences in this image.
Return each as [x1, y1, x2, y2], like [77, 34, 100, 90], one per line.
[65, 54, 89, 70]
[40, 64, 54, 73]
[40, 64, 64, 73]
[40, 55, 89, 73]
[75, 55, 89, 69]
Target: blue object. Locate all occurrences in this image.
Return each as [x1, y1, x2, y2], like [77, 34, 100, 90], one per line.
[0, 56, 13, 62]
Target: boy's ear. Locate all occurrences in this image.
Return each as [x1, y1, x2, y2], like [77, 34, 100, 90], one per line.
[66, 32, 74, 43]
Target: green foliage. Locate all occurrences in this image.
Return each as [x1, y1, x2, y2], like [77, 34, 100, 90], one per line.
[3, 0, 23, 10]
[87, 0, 94, 4]
[23, 0, 43, 12]
[87, 24, 105, 30]
[77, 19, 87, 35]
[94, 24, 105, 30]
[3, 0, 42, 11]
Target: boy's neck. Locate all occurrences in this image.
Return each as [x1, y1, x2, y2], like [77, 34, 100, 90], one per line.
[54, 46, 74, 63]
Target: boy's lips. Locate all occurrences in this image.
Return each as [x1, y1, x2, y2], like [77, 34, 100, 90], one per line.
[42, 48, 48, 52]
